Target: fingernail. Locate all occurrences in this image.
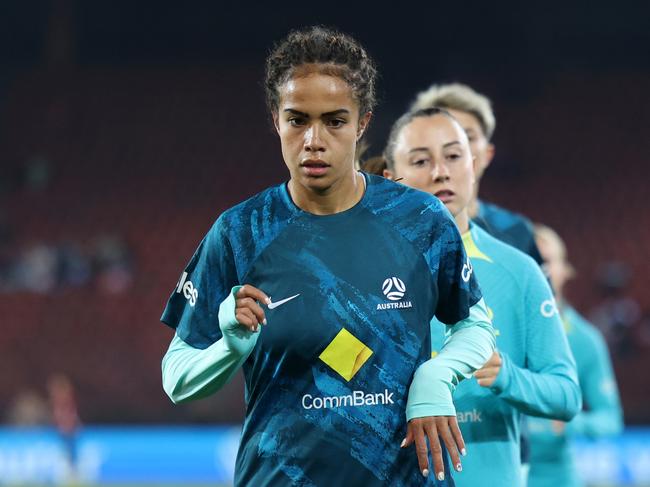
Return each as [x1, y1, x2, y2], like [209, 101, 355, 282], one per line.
[456, 463, 462, 472]
[262, 318, 268, 326]
[461, 448, 467, 456]
[265, 298, 271, 305]
[400, 439, 406, 448]
[437, 472, 445, 481]
[421, 469, 429, 478]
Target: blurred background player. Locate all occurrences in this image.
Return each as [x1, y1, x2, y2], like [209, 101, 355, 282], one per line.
[47, 373, 81, 484]
[160, 26, 495, 486]
[409, 83, 542, 265]
[527, 224, 623, 487]
[383, 106, 580, 487]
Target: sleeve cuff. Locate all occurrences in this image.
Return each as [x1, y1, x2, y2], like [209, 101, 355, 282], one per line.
[490, 351, 511, 394]
[218, 285, 258, 356]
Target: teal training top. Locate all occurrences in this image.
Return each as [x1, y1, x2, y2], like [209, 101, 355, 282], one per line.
[528, 305, 623, 487]
[160, 174, 495, 487]
[430, 225, 581, 487]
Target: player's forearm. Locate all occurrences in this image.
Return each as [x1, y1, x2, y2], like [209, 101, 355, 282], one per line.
[490, 354, 581, 421]
[162, 333, 253, 404]
[567, 407, 623, 437]
[406, 299, 495, 419]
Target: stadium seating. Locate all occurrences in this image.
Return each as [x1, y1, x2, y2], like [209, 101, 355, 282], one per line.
[1, 68, 648, 424]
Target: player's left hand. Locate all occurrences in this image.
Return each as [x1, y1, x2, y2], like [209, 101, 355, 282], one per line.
[551, 420, 566, 434]
[474, 351, 502, 387]
[401, 415, 465, 481]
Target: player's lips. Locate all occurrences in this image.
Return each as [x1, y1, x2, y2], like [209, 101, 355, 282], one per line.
[434, 189, 455, 203]
[300, 159, 330, 177]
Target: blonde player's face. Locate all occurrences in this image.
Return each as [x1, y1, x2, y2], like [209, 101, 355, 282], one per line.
[274, 71, 369, 194]
[390, 115, 475, 218]
[446, 109, 494, 181]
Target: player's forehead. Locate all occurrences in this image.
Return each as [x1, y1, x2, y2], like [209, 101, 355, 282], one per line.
[397, 115, 466, 152]
[278, 70, 358, 116]
[446, 108, 483, 135]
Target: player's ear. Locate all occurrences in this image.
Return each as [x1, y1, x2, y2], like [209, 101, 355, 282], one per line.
[485, 142, 495, 167]
[272, 113, 281, 135]
[357, 111, 372, 140]
[383, 167, 395, 180]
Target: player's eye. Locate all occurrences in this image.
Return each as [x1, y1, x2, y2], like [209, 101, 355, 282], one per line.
[288, 117, 306, 127]
[411, 158, 428, 167]
[446, 152, 462, 161]
[326, 118, 346, 128]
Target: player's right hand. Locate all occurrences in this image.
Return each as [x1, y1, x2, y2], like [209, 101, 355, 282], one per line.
[402, 415, 465, 481]
[234, 285, 271, 333]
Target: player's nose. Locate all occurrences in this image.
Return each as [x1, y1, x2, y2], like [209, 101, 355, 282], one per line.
[431, 161, 450, 182]
[304, 124, 325, 152]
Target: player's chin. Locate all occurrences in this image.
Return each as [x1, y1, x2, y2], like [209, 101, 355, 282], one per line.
[301, 174, 334, 192]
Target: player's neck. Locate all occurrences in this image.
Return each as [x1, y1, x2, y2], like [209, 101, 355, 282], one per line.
[467, 186, 480, 218]
[289, 171, 365, 215]
[454, 210, 470, 234]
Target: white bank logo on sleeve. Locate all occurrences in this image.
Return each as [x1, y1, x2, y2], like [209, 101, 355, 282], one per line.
[461, 256, 473, 282]
[540, 298, 558, 318]
[377, 276, 412, 310]
[176, 271, 198, 307]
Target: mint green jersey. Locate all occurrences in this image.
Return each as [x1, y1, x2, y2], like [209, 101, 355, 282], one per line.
[430, 225, 580, 487]
[528, 305, 623, 487]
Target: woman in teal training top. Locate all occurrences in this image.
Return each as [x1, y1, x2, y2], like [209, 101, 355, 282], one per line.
[527, 224, 623, 487]
[383, 107, 581, 487]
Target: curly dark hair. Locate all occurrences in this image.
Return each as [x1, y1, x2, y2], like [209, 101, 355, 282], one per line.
[264, 26, 377, 117]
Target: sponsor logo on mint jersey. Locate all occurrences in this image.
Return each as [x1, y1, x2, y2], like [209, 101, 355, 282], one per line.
[377, 277, 413, 310]
[461, 256, 473, 282]
[540, 298, 558, 318]
[457, 408, 483, 423]
[176, 271, 198, 307]
[301, 389, 395, 410]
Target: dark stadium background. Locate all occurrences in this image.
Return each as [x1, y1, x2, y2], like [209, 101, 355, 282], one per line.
[1, 1, 649, 485]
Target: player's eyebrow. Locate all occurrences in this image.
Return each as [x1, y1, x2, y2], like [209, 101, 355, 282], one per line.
[321, 109, 350, 117]
[408, 147, 431, 154]
[284, 108, 350, 118]
[443, 141, 462, 148]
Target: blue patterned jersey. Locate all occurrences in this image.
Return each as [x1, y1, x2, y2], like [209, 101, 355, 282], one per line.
[473, 199, 543, 266]
[161, 174, 482, 486]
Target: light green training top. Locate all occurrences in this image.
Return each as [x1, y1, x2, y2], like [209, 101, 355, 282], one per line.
[528, 304, 623, 487]
[430, 225, 581, 487]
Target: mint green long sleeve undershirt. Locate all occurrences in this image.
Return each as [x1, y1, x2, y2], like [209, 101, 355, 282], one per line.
[162, 286, 258, 403]
[406, 298, 496, 420]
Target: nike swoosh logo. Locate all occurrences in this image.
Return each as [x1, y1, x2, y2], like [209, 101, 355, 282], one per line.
[267, 293, 301, 309]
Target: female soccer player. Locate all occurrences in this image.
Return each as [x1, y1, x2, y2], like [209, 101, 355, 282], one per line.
[410, 83, 543, 265]
[159, 27, 495, 486]
[528, 224, 623, 487]
[383, 107, 581, 487]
